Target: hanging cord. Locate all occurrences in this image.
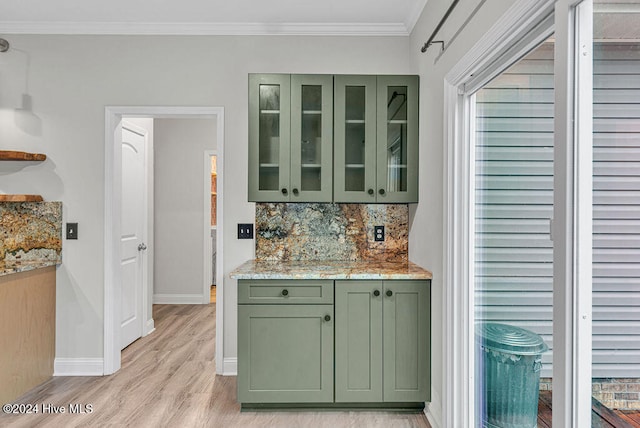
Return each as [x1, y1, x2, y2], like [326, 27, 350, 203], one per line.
[420, 0, 460, 53]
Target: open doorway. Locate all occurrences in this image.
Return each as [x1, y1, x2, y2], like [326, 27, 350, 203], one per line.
[210, 154, 217, 304]
[104, 107, 225, 376]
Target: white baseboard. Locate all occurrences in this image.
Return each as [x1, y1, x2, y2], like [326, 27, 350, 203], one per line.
[144, 318, 155, 336]
[425, 386, 442, 428]
[153, 293, 205, 304]
[54, 358, 104, 376]
[221, 357, 237, 376]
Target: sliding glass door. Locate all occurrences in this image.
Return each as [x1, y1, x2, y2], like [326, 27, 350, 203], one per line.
[591, 2, 640, 420]
[473, 38, 555, 427]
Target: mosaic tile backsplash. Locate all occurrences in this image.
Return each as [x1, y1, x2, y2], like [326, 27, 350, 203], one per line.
[255, 203, 408, 262]
[0, 202, 62, 263]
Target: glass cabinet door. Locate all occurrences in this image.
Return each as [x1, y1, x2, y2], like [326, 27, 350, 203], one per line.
[290, 75, 333, 202]
[248, 74, 291, 202]
[334, 75, 377, 203]
[376, 75, 419, 203]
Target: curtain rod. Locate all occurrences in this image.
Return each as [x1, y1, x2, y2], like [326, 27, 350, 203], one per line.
[420, 0, 460, 53]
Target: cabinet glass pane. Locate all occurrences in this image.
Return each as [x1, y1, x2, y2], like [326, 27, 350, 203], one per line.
[345, 86, 366, 192]
[301, 85, 322, 191]
[259, 84, 281, 191]
[386, 87, 408, 192]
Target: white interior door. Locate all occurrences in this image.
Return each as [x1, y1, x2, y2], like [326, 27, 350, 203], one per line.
[120, 122, 147, 349]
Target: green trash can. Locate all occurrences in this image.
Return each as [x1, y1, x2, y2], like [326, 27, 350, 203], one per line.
[476, 323, 549, 428]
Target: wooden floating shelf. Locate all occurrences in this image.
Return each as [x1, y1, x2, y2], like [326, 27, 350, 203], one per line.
[0, 195, 44, 202]
[0, 151, 47, 162]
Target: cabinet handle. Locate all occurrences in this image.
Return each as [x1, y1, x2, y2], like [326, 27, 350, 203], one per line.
[379, 188, 386, 195]
[281, 289, 289, 296]
[292, 188, 299, 195]
[386, 289, 393, 297]
[324, 315, 331, 322]
[373, 290, 380, 297]
[281, 188, 288, 195]
[368, 188, 374, 195]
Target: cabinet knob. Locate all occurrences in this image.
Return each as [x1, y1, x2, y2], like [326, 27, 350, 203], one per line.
[324, 314, 331, 322]
[292, 188, 299, 195]
[281, 289, 289, 296]
[368, 188, 374, 195]
[281, 188, 288, 195]
[373, 290, 380, 297]
[386, 289, 393, 297]
[379, 188, 386, 195]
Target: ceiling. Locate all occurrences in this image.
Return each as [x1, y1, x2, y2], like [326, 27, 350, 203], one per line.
[0, 0, 428, 36]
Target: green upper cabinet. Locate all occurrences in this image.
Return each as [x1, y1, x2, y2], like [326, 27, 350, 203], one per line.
[334, 75, 378, 203]
[250, 73, 418, 203]
[334, 75, 419, 203]
[376, 76, 419, 203]
[249, 74, 291, 202]
[249, 74, 333, 202]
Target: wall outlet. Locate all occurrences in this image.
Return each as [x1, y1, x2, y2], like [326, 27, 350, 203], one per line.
[238, 223, 254, 239]
[66, 222, 78, 240]
[374, 225, 385, 242]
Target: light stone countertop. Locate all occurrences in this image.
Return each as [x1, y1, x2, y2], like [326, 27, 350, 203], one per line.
[0, 260, 58, 277]
[230, 259, 432, 280]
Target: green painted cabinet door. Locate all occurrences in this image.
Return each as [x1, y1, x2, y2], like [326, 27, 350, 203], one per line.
[334, 75, 419, 203]
[334, 75, 378, 203]
[382, 280, 431, 402]
[248, 74, 291, 202]
[290, 75, 334, 202]
[376, 76, 419, 203]
[335, 280, 383, 402]
[237, 304, 334, 403]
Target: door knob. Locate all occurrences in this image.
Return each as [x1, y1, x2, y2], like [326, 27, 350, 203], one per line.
[373, 290, 380, 297]
[324, 315, 331, 322]
[368, 189, 375, 195]
[138, 243, 147, 251]
[281, 188, 288, 195]
[386, 289, 393, 297]
[379, 188, 386, 195]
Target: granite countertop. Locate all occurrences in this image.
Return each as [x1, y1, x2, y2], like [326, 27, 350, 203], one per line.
[1, 260, 58, 277]
[230, 259, 432, 280]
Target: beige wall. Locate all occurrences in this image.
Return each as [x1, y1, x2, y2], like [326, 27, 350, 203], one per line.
[153, 118, 216, 300]
[0, 34, 412, 364]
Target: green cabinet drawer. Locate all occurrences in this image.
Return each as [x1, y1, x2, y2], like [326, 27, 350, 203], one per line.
[238, 279, 333, 304]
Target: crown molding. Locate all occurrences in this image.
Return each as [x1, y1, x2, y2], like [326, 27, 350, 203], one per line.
[0, 21, 410, 36]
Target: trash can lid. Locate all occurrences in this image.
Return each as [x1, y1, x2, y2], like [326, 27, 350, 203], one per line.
[476, 323, 549, 355]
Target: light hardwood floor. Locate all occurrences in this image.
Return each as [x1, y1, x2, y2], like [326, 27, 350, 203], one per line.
[0, 304, 431, 428]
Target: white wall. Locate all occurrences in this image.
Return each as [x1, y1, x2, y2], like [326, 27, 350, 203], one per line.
[408, 1, 516, 424]
[0, 34, 412, 364]
[153, 118, 216, 302]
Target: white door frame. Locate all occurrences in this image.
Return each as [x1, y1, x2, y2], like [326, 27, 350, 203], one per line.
[443, 0, 594, 425]
[441, 1, 562, 426]
[104, 106, 225, 375]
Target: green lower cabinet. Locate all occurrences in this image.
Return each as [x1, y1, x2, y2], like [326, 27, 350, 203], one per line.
[237, 304, 334, 403]
[237, 279, 430, 407]
[382, 280, 431, 402]
[335, 281, 383, 402]
[335, 280, 431, 403]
